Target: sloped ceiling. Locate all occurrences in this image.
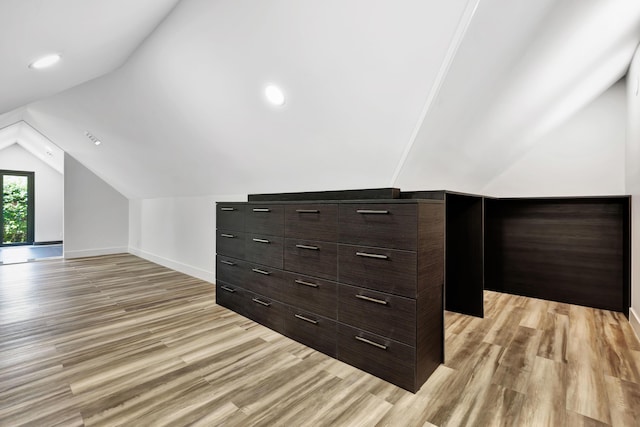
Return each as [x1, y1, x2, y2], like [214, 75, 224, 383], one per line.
[3, 0, 640, 198]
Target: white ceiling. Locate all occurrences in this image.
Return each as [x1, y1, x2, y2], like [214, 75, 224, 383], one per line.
[2, 0, 640, 198]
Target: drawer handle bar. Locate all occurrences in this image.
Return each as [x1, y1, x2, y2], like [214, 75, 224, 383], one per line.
[296, 209, 320, 213]
[296, 244, 319, 250]
[355, 336, 387, 350]
[355, 294, 388, 305]
[356, 252, 388, 260]
[252, 298, 271, 307]
[356, 210, 389, 214]
[253, 238, 270, 244]
[220, 285, 236, 293]
[295, 279, 319, 288]
[253, 208, 271, 212]
[220, 207, 236, 211]
[220, 233, 236, 238]
[295, 314, 319, 324]
[252, 268, 271, 275]
[220, 260, 236, 266]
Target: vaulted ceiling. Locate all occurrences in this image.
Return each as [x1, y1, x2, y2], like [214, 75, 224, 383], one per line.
[1, 0, 639, 199]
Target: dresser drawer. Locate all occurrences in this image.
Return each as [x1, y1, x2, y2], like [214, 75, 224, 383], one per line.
[244, 291, 285, 333]
[246, 204, 284, 236]
[283, 307, 337, 358]
[216, 282, 249, 317]
[339, 203, 417, 250]
[337, 324, 416, 392]
[338, 284, 416, 346]
[284, 204, 338, 241]
[245, 234, 284, 269]
[216, 256, 247, 286]
[281, 272, 337, 319]
[216, 230, 245, 259]
[338, 244, 417, 298]
[244, 262, 286, 301]
[284, 238, 337, 280]
[217, 203, 245, 232]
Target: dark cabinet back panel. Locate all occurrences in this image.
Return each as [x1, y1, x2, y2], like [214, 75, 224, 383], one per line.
[485, 198, 629, 313]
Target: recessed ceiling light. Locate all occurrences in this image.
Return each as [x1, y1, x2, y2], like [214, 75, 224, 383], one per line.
[265, 84, 285, 106]
[29, 53, 61, 69]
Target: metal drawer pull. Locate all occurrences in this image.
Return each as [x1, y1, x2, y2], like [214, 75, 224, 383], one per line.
[355, 336, 387, 350]
[295, 279, 319, 288]
[356, 252, 388, 260]
[296, 209, 320, 213]
[252, 268, 271, 275]
[220, 207, 236, 211]
[296, 244, 319, 250]
[220, 260, 236, 266]
[355, 294, 388, 305]
[356, 210, 389, 214]
[295, 314, 319, 324]
[253, 238, 270, 244]
[220, 233, 236, 238]
[253, 208, 271, 212]
[252, 298, 271, 307]
[220, 285, 236, 293]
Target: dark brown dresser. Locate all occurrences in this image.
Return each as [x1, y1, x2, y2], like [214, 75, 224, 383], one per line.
[215, 199, 444, 392]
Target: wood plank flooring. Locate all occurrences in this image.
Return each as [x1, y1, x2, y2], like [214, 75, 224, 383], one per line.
[1, 254, 639, 426]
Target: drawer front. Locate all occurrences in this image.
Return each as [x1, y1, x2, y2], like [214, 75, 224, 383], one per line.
[216, 282, 248, 317]
[245, 234, 284, 269]
[284, 204, 338, 241]
[280, 272, 337, 319]
[216, 256, 247, 286]
[216, 230, 245, 259]
[284, 239, 337, 280]
[244, 263, 286, 301]
[283, 307, 337, 358]
[244, 291, 285, 333]
[217, 203, 245, 232]
[338, 284, 416, 346]
[246, 204, 284, 236]
[339, 203, 417, 250]
[338, 244, 417, 298]
[337, 324, 416, 392]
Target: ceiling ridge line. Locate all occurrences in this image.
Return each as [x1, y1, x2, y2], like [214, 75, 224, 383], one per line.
[389, 0, 482, 186]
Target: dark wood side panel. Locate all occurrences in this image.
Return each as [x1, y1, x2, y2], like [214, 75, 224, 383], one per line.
[416, 288, 444, 387]
[485, 198, 629, 313]
[417, 202, 445, 295]
[284, 238, 337, 280]
[444, 194, 484, 317]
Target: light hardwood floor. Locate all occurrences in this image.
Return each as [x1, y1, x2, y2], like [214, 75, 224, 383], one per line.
[1, 254, 639, 426]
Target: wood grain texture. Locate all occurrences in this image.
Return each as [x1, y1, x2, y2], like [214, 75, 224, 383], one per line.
[2, 256, 639, 425]
[284, 238, 337, 280]
[245, 204, 284, 236]
[338, 203, 418, 250]
[284, 204, 338, 241]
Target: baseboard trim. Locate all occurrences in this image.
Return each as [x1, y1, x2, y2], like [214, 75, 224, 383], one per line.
[64, 247, 128, 259]
[128, 247, 214, 283]
[631, 307, 640, 343]
[34, 241, 63, 246]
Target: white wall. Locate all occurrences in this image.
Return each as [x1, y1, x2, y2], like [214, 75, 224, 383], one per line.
[626, 44, 640, 338]
[64, 153, 128, 258]
[128, 194, 245, 282]
[483, 80, 627, 197]
[0, 143, 63, 242]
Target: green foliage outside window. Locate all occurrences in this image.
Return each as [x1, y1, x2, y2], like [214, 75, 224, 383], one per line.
[3, 180, 28, 243]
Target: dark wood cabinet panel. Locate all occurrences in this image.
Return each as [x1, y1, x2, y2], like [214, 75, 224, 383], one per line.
[216, 256, 247, 286]
[243, 291, 285, 333]
[280, 272, 337, 319]
[217, 203, 245, 232]
[337, 323, 416, 392]
[245, 234, 284, 269]
[338, 203, 417, 250]
[246, 204, 284, 236]
[338, 284, 416, 346]
[284, 204, 338, 241]
[338, 244, 417, 298]
[216, 230, 245, 259]
[284, 238, 337, 280]
[243, 262, 287, 301]
[283, 307, 337, 357]
[216, 281, 249, 317]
